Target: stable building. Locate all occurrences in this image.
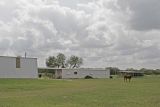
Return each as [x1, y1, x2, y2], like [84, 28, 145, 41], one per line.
[38, 68, 110, 79]
[0, 56, 38, 78]
[119, 70, 144, 77]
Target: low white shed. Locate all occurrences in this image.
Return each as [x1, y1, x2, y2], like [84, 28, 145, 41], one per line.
[39, 68, 110, 79]
[60, 68, 110, 79]
[0, 56, 38, 78]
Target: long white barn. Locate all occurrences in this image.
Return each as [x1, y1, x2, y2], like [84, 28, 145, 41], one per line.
[60, 68, 110, 79]
[39, 68, 110, 79]
[0, 56, 38, 78]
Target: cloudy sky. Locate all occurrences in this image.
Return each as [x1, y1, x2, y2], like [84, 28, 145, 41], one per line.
[0, 0, 160, 69]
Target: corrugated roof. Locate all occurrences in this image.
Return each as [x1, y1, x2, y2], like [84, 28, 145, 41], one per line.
[38, 67, 107, 70]
[120, 70, 143, 73]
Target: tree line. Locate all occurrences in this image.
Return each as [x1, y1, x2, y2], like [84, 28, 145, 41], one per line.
[46, 53, 83, 68]
[106, 67, 160, 75]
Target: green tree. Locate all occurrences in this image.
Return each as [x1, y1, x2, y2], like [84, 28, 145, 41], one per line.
[46, 53, 66, 68]
[56, 53, 66, 68]
[67, 55, 83, 68]
[139, 68, 156, 75]
[46, 56, 58, 67]
[153, 69, 160, 75]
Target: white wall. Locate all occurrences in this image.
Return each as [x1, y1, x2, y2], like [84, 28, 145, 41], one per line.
[62, 68, 110, 79]
[0, 56, 38, 78]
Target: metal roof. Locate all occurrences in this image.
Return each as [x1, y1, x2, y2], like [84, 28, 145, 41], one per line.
[38, 67, 106, 70]
[0, 56, 37, 59]
[120, 70, 143, 73]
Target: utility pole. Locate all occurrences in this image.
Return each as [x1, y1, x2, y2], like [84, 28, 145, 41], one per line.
[25, 52, 27, 58]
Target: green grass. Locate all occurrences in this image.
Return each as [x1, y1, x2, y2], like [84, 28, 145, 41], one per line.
[0, 76, 160, 107]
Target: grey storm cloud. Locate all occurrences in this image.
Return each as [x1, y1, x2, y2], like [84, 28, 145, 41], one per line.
[117, 0, 160, 31]
[0, 0, 160, 69]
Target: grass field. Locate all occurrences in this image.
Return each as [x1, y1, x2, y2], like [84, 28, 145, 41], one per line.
[0, 76, 160, 107]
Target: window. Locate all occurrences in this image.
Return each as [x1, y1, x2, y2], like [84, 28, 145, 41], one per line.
[16, 57, 21, 68]
[74, 72, 77, 75]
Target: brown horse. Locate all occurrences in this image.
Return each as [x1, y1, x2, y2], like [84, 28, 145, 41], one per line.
[124, 74, 132, 82]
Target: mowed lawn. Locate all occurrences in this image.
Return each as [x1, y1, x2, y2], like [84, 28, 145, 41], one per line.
[0, 76, 160, 107]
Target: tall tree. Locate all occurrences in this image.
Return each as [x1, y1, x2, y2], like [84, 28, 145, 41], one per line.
[46, 56, 58, 67]
[56, 53, 66, 68]
[67, 55, 83, 68]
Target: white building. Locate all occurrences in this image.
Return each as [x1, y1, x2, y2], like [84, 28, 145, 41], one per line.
[61, 68, 110, 79]
[0, 56, 38, 78]
[39, 68, 110, 79]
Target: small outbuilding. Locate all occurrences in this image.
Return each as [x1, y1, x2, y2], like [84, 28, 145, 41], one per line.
[38, 68, 110, 79]
[0, 56, 38, 78]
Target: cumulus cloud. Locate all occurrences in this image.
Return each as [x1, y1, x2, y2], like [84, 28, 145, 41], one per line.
[0, 0, 160, 69]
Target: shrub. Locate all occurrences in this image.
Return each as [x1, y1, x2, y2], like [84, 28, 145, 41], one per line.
[84, 75, 93, 79]
[38, 74, 42, 78]
[110, 76, 113, 79]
